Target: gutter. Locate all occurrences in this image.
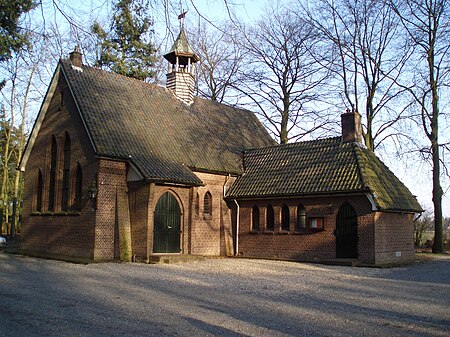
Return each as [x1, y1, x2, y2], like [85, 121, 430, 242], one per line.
[233, 199, 240, 256]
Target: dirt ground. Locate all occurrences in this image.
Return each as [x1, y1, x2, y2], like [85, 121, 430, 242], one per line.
[0, 252, 449, 337]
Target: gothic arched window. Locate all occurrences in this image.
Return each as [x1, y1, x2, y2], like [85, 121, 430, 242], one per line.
[204, 192, 212, 216]
[48, 136, 57, 211]
[61, 134, 71, 211]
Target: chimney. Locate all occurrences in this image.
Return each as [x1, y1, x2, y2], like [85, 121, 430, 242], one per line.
[341, 109, 362, 143]
[69, 45, 83, 68]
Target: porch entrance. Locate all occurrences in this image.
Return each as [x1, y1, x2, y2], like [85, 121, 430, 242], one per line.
[153, 192, 181, 253]
[336, 203, 358, 258]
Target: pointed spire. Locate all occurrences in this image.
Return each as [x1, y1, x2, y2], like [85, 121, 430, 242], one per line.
[163, 22, 199, 104]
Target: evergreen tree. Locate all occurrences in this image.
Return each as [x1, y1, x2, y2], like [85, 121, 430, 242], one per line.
[91, 0, 156, 81]
[0, 0, 35, 89]
[0, 0, 34, 62]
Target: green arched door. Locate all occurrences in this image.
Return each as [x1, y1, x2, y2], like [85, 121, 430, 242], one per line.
[336, 203, 358, 258]
[153, 192, 181, 253]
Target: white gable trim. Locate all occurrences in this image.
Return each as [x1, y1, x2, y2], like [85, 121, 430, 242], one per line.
[20, 61, 98, 172]
[366, 192, 378, 212]
[19, 64, 62, 171]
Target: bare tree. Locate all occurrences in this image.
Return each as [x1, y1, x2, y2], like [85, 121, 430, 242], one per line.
[0, 26, 49, 236]
[235, 3, 331, 144]
[302, 0, 412, 152]
[414, 210, 434, 247]
[390, 0, 450, 253]
[188, 22, 243, 103]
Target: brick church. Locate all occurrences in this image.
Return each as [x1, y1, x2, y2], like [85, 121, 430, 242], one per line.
[18, 27, 422, 266]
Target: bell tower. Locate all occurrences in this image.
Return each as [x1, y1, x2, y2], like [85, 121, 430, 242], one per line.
[163, 23, 199, 104]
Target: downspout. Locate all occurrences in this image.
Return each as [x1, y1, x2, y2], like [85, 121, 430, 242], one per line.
[233, 199, 240, 256]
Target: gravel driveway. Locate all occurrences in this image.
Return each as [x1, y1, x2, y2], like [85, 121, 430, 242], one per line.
[0, 253, 449, 337]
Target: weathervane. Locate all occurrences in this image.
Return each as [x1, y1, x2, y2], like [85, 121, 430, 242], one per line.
[178, 1, 187, 28]
[178, 9, 188, 28]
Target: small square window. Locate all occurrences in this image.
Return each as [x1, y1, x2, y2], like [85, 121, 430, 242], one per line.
[310, 217, 324, 229]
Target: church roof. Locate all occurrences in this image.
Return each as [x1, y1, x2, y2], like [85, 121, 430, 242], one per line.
[59, 60, 274, 185]
[227, 137, 422, 212]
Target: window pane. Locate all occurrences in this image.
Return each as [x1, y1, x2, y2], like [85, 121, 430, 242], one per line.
[266, 205, 274, 230]
[310, 218, 324, 229]
[75, 164, 82, 210]
[37, 170, 43, 212]
[195, 193, 199, 215]
[204, 192, 212, 215]
[62, 135, 71, 211]
[297, 205, 306, 231]
[252, 205, 259, 231]
[281, 205, 289, 230]
[48, 137, 57, 211]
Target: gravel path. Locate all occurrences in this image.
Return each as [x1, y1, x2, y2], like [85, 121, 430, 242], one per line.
[0, 253, 449, 337]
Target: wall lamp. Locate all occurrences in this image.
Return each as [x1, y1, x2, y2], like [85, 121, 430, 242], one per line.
[88, 181, 98, 209]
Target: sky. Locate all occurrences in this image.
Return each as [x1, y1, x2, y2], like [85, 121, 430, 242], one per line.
[29, 0, 450, 217]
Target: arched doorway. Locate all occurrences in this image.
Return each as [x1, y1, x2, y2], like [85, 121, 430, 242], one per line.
[336, 203, 358, 258]
[153, 192, 181, 253]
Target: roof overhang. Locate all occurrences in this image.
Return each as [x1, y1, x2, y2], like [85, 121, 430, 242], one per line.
[225, 190, 370, 201]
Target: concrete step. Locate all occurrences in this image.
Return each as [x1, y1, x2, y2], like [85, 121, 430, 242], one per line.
[149, 254, 205, 264]
[321, 259, 362, 267]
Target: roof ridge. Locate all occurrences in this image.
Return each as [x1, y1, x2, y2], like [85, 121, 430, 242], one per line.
[244, 136, 341, 154]
[60, 59, 166, 92]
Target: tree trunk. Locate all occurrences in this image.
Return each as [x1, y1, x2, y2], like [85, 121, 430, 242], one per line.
[431, 94, 443, 253]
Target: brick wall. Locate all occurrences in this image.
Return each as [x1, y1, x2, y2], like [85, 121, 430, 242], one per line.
[235, 195, 376, 264]
[374, 212, 415, 265]
[126, 172, 235, 260]
[94, 159, 131, 261]
[21, 72, 98, 259]
[128, 181, 150, 260]
[190, 172, 235, 256]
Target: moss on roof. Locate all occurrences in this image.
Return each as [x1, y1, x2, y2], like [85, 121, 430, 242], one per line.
[227, 137, 422, 212]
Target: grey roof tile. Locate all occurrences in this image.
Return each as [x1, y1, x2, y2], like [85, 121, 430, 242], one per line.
[61, 60, 274, 185]
[227, 137, 422, 212]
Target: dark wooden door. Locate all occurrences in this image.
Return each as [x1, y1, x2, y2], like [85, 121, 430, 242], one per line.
[336, 203, 358, 258]
[153, 192, 181, 253]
